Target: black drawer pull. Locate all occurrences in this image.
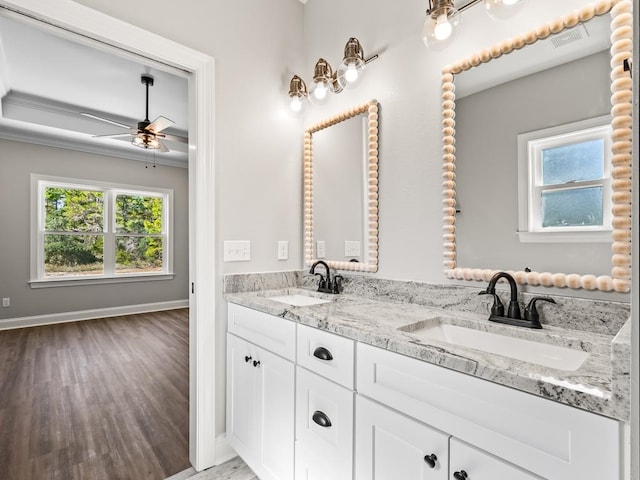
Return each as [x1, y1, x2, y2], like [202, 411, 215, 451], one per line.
[453, 471, 468, 480]
[253, 360, 261, 367]
[313, 346, 333, 361]
[423, 453, 437, 468]
[244, 356, 252, 363]
[312, 410, 332, 428]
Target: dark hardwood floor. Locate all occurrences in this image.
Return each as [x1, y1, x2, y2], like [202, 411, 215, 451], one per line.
[0, 309, 190, 480]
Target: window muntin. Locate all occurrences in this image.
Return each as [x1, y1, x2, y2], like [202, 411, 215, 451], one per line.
[33, 176, 172, 282]
[517, 117, 612, 242]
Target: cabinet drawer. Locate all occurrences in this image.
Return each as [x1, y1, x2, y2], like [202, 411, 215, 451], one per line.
[228, 303, 296, 360]
[357, 343, 621, 480]
[295, 367, 353, 480]
[297, 324, 355, 388]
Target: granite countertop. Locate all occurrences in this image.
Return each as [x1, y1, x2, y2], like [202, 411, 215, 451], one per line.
[226, 287, 631, 422]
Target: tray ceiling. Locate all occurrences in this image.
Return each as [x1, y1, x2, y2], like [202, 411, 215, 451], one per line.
[0, 14, 189, 166]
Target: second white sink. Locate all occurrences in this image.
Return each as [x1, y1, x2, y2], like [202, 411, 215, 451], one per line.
[400, 319, 589, 371]
[268, 294, 332, 307]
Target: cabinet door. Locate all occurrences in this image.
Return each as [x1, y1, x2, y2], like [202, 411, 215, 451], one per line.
[449, 438, 540, 480]
[355, 396, 449, 480]
[295, 367, 354, 480]
[226, 333, 257, 461]
[255, 345, 295, 480]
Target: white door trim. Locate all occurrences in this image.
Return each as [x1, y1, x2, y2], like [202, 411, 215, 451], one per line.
[0, 0, 217, 471]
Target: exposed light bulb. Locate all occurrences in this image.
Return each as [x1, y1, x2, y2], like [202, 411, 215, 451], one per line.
[434, 13, 452, 41]
[313, 82, 328, 100]
[290, 96, 302, 112]
[345, 63, 359, 83]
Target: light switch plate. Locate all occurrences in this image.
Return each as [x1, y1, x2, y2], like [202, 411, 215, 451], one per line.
[316, 240, 326, 258]
[224, 240, 251, 262]
[277, 241, 288, 260]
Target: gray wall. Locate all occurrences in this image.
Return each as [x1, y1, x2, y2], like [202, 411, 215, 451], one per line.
[0, 139, 189, 319]
[455, 51, 611, 276]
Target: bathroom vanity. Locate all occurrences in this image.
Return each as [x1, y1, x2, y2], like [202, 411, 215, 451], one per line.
[225, 286, 630, 480]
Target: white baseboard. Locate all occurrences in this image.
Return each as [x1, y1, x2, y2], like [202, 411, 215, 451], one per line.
[0, 299, 189, 331]
[214, 433, 237, 466]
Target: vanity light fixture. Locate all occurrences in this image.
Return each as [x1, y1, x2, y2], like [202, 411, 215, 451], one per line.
[288, 75, 308, 113]
[423, 0, 526, 48]
[287, 37, 378, 112]
[311, 57, 341, 102]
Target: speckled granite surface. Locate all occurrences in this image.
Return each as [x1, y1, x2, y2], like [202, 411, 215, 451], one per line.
[224, 273, 631, 421]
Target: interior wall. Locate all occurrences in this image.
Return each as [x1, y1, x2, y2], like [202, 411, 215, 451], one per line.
[0, 138, 189, 319]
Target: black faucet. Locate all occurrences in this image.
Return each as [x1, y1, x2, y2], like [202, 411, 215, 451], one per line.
[310, 260, 334, 294]
[479, 271, 555, 329]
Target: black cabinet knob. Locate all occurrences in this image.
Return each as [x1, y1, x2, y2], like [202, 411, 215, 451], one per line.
[453, 471, 468, 480]
[244, 356, 252, 363]
[311, 410, 332, 428]
[313, 346, 333, 361]
[253, 360, 261, 367]
[423, 453, 437, 468]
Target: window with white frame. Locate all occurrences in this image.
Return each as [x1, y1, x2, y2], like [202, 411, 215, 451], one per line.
[31, 175, 173, 285]
[517, 116, 612, 243]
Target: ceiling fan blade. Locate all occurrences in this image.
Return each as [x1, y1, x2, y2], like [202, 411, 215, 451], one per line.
[81, 112, 133, 130]
[146, 115, 174, 133]
[159, 133, 188, 144]
[93, 133, 134, 139]
[157, 140, 170, 153]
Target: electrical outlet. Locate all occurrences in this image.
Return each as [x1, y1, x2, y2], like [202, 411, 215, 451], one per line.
[277, 241, 288, 260]
[223, 240, 251, 262]
[2, 297, 10, 307]
[316, 240, 326, 258]
[344, 240, 361, 257]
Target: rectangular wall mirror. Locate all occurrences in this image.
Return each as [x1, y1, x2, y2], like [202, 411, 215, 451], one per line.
[441, 1, 632, 293]
[304, 99, 379, 272]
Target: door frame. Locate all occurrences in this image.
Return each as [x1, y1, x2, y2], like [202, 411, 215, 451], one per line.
[0, 0, 218, 471]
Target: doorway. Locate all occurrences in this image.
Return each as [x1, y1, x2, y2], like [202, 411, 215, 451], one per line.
[0, 0, 217, 472]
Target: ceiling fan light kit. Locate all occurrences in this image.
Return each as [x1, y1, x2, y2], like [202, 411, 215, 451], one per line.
[82, 73, 187, 153]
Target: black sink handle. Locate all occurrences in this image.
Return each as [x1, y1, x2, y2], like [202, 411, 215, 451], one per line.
[312, 410, 332, 428]
[313, 346, 333, 361]
[524, 296, 557, 324]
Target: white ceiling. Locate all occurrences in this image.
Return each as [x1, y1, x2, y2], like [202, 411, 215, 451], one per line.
[0, 14, 189, 166]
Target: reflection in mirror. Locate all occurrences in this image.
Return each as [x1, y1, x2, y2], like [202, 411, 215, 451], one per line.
[304, 100, 379, 272]
[441, 1, 632, 292]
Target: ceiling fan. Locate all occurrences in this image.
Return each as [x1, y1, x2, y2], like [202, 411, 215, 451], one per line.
[82, 74, 187, 153]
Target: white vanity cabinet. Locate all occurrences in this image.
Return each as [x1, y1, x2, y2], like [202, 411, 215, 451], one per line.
[227, 304, 296, 480]
[355, 395, 449, 480]
[357, 342, 622, 480]
[295, 325, 355, 480]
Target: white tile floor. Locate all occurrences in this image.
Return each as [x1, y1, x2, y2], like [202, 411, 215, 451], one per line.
[168, 457, 257, 480]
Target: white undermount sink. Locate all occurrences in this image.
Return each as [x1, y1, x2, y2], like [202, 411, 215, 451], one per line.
[399, 318, 589, 371]
[268, 294, 332, 307]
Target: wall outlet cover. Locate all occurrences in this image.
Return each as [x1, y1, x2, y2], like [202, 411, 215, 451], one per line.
[316, 240, 326, 258]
